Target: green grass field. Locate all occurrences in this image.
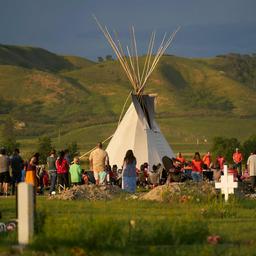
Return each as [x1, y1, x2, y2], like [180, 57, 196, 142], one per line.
[1, 195, 256, 255]
[17, 116, 256, 163]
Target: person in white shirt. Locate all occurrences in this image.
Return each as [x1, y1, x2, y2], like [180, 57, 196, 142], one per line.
[247, 150, 256, 192]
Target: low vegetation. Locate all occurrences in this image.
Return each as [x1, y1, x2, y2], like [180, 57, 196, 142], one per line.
[1, 196, 256, 255]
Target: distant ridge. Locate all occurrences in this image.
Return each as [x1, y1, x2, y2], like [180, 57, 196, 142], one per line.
[0, 44, 256, 139]
[0, 44, 94, 72]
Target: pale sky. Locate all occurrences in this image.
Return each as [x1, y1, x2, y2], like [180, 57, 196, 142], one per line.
[0, 0, 256, 60]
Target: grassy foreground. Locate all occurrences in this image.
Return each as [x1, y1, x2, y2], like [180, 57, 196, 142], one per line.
[1, 195, 256, 255]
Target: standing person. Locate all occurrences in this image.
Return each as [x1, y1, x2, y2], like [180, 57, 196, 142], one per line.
[0, 148, 10, 196]
[247, 150, 256, 192]
[25, 156, 38, 187]
[191, 152, 203, 182]
[69, 157, 82, 186]
[233, 148, 243, 175]
[122, 150, 137, 193]
[47, 150, 57, 195]
[89, 142, 108, 185]
[216, 154, 225, 171]
[203, 152, 212, 169]
[56, 151, 69, 190]
[176, 152, 186, 164]
[64, 149, 71, 166]
[10, 148, 23, 195]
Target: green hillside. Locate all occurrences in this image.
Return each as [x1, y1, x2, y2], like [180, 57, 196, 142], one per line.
[0, 44, 256, 154]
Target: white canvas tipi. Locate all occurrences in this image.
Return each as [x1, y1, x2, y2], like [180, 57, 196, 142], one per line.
[106, 95, 174, 169]
[95, 17, 179, 169]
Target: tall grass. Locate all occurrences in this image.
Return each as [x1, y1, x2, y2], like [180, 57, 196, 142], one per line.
[32, 215, 209, 251]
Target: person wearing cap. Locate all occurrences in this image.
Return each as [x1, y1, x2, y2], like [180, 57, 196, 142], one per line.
[233, 148, 243, 175]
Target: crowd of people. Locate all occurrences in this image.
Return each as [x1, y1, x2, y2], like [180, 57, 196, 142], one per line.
[0, 143, 256, 196]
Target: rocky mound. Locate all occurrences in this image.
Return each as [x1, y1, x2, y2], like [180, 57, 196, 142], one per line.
[53, 184, 123, 201]
[140, 182, 217, 202]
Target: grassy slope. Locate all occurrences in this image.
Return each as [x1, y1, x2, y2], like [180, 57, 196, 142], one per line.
[0, 45, 256, 154]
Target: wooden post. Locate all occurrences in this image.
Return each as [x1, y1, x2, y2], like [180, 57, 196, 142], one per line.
[18, 182, 34, 246]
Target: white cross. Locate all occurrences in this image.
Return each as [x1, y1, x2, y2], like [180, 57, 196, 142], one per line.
[215, 165, 238, 201]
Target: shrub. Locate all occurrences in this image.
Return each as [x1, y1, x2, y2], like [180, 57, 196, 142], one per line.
[211, 136, 240, 162]
[242, 135, 256, 161]
[37, 136, 53, 164]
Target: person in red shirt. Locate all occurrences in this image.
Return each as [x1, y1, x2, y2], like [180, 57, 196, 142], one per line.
[56, 151, 69, 190]
[191, 152, 203, 182]
[216, 154, 225, 171]
[202, 152, 212, 169]
[233, 148, 243, 175]
[176, 152, 186, 165]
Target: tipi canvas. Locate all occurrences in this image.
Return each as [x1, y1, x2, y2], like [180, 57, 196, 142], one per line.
[106, 95, 174, 169]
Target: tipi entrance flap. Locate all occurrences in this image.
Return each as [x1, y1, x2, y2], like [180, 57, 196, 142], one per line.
[132, 94, 158, 131]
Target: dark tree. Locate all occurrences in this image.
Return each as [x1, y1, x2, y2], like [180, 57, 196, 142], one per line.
[211, 137, 240, 163]
[1, 117, 20, 154]
[37, 136, 53, 164]
[97, 56, 104, 63]
[105, 55, 113, 61]
[242, 135, 256, 161]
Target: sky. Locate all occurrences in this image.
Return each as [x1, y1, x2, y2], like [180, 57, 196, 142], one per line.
[0, 0, 256, 60]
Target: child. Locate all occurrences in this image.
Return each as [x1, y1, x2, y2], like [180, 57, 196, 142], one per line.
[69, 157, 82, 186]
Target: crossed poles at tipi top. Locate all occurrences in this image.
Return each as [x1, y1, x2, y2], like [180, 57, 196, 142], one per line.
[215, 165, 238, 202]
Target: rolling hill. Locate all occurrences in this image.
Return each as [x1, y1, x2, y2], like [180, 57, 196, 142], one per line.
[0, 44, 256, 153]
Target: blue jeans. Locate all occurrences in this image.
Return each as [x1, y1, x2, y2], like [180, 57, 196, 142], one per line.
[191, 172, 202, 182]
[49, 170, 57, 194]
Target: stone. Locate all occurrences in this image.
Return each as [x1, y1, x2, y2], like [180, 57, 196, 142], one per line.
[18, 182, 34, 245]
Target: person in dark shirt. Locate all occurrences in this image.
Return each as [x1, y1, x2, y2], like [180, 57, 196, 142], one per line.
[10, 148, 23, 195]
[47, 150, 57, 195]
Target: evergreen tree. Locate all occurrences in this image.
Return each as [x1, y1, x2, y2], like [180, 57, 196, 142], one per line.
[1, 117, 20, 154]
[37, 136, 53, 164]
[211, 137, 240, 163]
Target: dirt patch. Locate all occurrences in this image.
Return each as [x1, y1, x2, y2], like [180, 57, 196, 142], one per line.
[52, 184, 123, 201]
[139, 182, 217, 202]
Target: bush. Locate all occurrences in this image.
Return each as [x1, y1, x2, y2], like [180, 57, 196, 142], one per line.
[67, 141, 79, 159]
[242, 135, 256, 161]
[211, 136, 240, 162]
[37, 136, 53, 164]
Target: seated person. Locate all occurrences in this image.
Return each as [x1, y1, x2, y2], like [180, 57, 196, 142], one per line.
[148, 164, 162, 187]
[183, 161, 193, 178]
[202, 163, 213, 181]
[211, 162, 221, 182]
[228, 164, 238, 181]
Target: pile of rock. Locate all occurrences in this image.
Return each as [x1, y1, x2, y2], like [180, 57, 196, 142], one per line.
[53, 184, 123, 201]
[139, 182, 217, 202]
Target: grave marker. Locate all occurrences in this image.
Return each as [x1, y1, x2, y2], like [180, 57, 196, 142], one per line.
[215, 164, 238, 201]
[18, 182, 34, 245]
